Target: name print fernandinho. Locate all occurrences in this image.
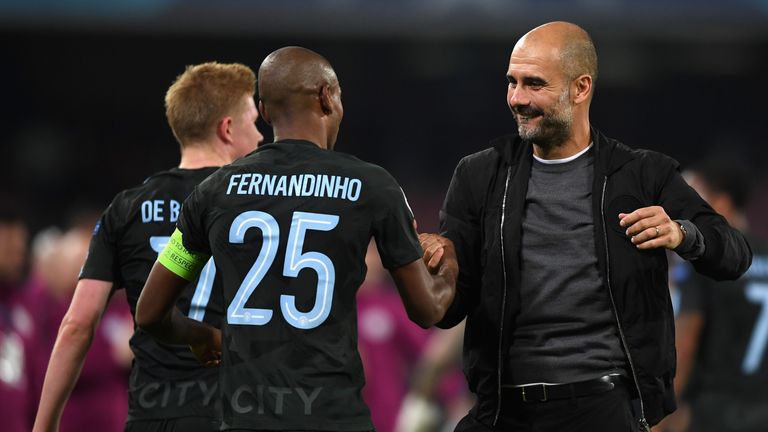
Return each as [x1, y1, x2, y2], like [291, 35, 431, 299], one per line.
[226, 173, 362, 202]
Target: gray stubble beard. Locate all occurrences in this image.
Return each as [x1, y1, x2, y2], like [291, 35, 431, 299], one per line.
[517, 89, 573, 153]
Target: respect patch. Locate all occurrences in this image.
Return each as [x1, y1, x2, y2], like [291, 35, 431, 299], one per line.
[158, 228, 209, 281]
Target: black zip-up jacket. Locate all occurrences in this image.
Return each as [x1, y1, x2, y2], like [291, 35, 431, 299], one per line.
[438, 127, 752, 428]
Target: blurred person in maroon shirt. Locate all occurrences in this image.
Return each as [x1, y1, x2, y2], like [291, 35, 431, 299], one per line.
[24, 217, 133, 432]
[358, 241, 468, 432]
[0, 202, 37, 432]
[357, 241, 432, 432]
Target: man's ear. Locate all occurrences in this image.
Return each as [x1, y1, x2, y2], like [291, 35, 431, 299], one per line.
[216, 117, 233, 143]
[573, 74, 593, 104]
[258, 100, 272, 125]
[319, 85, 334, 115]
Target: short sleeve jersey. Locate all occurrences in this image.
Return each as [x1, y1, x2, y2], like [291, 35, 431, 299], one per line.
[677, 234, 768, 398]
[79, 167, 223, 421]
[177, 140, 422, 431]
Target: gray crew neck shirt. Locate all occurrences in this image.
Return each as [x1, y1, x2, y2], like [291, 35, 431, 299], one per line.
[506, 148, 627, 385]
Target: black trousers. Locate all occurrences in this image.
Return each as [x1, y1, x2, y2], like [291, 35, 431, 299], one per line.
[456, 384, 639, 432]
[125, 417, 218, 432]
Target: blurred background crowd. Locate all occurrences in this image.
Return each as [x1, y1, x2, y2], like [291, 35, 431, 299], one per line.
[1, 1, 767, 431]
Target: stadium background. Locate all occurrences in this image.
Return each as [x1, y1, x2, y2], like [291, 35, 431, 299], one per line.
[2, 0, 767, 235]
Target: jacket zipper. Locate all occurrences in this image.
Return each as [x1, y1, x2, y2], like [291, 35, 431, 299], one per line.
[492, 166, 512, 426]
[600, 175, 650, 432]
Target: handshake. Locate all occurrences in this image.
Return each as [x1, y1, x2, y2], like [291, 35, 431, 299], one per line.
[418, 233, 458, 280]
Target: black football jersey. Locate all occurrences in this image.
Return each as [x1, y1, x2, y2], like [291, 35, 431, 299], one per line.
[177, 140, 422, 431]
[80, 166, 223, 421]
[677, 234, 768, 430]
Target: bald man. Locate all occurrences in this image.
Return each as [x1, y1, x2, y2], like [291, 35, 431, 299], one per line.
[135, 46, 457, 432]
[430, 21, 751, 431]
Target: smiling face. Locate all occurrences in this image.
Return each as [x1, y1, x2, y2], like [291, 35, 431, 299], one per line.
[506, 43, 575, 152]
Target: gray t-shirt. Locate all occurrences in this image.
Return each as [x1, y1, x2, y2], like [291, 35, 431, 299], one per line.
[506, 147, 627, 385]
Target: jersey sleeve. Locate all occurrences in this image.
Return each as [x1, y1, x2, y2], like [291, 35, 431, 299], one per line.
[177, 186, 212, 256]
[78, 194, 123, 283]
[370, 173, 422, 270]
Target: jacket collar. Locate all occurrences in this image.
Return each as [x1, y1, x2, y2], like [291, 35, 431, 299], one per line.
[491, 125, 635, 176]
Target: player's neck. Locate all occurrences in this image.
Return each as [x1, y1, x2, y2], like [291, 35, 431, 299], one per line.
[273, 130, 328, 150]
[178, 142, 230, 169]
[272, 118, 329, 150]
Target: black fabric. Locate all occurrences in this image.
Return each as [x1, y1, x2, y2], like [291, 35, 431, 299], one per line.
[124, 416, 218, 432]
[502, 374, 625, 402]
[79, 166, 223, 421]
[455, 383, 639, 432]
[438, 127, 753, 428]
[677, 234, 768, 430]
[177, 140, 422, 431]
[672, 219, 705, 260]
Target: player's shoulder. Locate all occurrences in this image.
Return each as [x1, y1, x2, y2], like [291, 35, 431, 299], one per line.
[141, 167, 218, 188]
[245, 144, 398, 184]
[337, 154, 403, 191]
[109, 167, 214, 209]
[138, 166, 220, 195]
[191, 161, 245, 196]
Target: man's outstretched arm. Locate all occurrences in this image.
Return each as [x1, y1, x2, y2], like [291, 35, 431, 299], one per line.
[136, 261, 221, 367]
[135, 230, 221, 366]
[33, 279, 114, 432]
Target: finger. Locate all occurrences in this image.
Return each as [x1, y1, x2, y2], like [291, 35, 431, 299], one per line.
[427, 247, 445, 270]
[625, 215, 666, 237]
[418, 233, 436, 248]
[634, 236, 666, 250]
[630, 226, 661, 245]
[619, 206, 658, 228]
[420, 242, 434, 257]
[425, 241, 443, 260]
[625, 207, 669, 236]
[633, 224, 680, 250]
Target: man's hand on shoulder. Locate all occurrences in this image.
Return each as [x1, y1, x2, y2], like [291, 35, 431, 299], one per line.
[619, 206, 685, 250]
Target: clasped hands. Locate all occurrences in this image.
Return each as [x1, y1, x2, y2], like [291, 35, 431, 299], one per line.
[418, 233, 459, 279]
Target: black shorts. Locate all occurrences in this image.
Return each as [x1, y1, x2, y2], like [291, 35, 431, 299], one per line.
[125, 417, 218, 432]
